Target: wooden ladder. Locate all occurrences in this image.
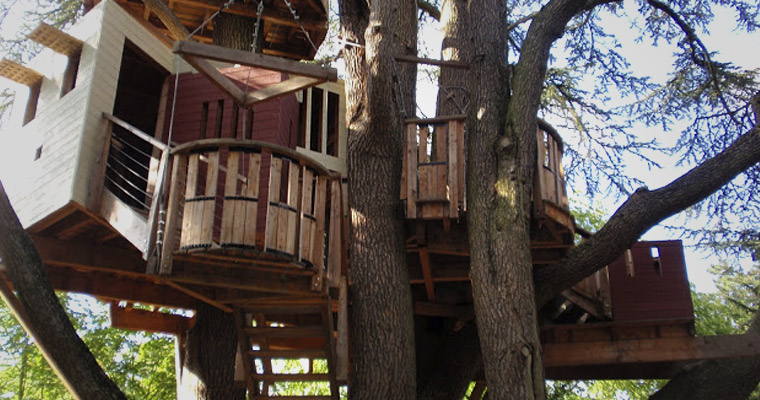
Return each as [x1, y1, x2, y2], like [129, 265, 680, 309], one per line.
[235, 300, 341, 400]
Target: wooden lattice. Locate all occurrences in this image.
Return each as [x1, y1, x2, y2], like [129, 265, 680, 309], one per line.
[0, 59, 43, 86]
[28, 23, 83, 57]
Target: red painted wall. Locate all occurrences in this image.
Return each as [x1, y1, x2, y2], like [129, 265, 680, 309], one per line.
[608, 240, 694, 322]
[162, 66, 300, 147]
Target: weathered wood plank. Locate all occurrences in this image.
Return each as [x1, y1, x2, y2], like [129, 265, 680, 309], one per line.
[200, 151, 219, 245]
[174, 41, 338, 81]
[243, 152, 261, 247]
[406, 124, 418, 218]
[220, 151, 239, 244]
[447, 120, 459, 218]
[326, 180, 342, 289]
[265, 156, 282, 252]
[180, 153, 199, 248]
[160, 153, 187, 274]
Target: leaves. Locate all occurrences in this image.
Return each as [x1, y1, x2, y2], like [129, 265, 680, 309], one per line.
[0, 294, 176, 400]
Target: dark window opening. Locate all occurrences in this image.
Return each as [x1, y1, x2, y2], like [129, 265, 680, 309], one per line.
[34, 145, 43, 160]
[297, 90, 309, 148]
[245, 109, 254, 140]
[310, 87, 324, 152]
[107, 40, 169, 212]
[326, 91, 339, 157]
[60, 52, 80, 97]
[200, 102, 209, 138]
[230, 105, 239, 139]
[651, 246, 662, 276]
[543, 131, 551, 169]
[214, 99, 224, 138]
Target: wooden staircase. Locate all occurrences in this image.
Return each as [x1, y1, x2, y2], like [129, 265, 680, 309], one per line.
[235, 297, 345, 400]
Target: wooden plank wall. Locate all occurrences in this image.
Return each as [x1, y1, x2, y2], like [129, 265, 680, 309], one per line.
[608, 241, 694, 322]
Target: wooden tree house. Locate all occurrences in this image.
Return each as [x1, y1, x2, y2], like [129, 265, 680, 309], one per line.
[0, 1, 756, 397]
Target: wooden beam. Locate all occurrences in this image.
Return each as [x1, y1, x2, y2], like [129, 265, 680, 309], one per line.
[418, 248, 435, 302]
[244, 76, 325, 105]
[394, 55, 470, 69]
[405, 114, 466, 125]
[561, 288, 606, 320]
[109, 303, 192, 334]
[543, 334, 760, 368]
[0, 59, 43, 86]
[174, 40, 338, 81]
[181, 55, 246, 105]
[32, 235, 146, 274]
[27, 23, 83, 56]
[414, 301, 473, 319]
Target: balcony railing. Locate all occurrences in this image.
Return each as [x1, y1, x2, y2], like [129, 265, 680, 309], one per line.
[157, 139, 345, 293]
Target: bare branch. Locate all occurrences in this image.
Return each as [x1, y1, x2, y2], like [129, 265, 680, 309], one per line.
[535, 125, 760, 307]
[417, 0, 440, 21]
[506, 11, 538, 32]
[645, 0, 741, 127]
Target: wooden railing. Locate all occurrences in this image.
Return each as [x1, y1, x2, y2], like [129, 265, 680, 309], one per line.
[402, 115, 465, 219]
[157, 139, 345, 292]
[536, 123, 569, 210]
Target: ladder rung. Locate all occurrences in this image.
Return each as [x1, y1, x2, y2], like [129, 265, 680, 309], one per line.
[252, 396, 332, 400]
[255, 373, 331, 382]
[249, 349, 328, 359]
[245, 326, 325, 338]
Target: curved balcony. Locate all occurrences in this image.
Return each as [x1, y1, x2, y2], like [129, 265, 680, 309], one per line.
[157, 139, 345, 296]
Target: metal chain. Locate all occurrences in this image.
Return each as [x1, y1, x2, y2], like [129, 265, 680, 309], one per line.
[251, 0, 265, 53]
[281, 0, 319, 54]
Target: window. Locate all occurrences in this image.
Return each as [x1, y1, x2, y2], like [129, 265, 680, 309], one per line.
[23, 82, 41, 126]
[60, 52, 80, 97]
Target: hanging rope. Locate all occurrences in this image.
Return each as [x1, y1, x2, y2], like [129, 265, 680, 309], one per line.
[281, 0, 320, 54]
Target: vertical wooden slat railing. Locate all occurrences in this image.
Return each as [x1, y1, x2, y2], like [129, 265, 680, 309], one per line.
[401, 115, 465, 220]
[156, 139, 344, 295]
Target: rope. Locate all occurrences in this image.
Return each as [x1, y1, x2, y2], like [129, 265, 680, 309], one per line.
[281, 0, 320, 54]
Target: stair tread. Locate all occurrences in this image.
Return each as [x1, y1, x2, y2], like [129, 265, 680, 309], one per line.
[252, 396, 332, 400]
[249, 349, 328, 358]
[254, 373, 331, 382]
[244, 326, 325, 338]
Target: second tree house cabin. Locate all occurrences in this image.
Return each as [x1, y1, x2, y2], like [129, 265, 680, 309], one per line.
[0, 0, 742, 396]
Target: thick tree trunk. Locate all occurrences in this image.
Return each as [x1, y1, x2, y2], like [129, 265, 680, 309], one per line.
[465, 0, 547, 398]
[213, 13, 261, 52]
[0, 181, 127, 400]
[179, 303, 244, 400]
[339, 0, 417, 398]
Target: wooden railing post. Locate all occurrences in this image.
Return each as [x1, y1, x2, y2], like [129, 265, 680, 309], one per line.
[143, 147, 170, 263]
[326, 179, 342, 290]
[405, 123, 418, 219]
[86, 117, 113, 213]
[159, 153, 187, 275]
[447, 119, 459, 218]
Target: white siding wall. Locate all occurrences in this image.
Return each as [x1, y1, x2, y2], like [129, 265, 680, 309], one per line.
[0, 4, 107, 227]
[0, 0, 178, 227]
[71, 0, 175, 206]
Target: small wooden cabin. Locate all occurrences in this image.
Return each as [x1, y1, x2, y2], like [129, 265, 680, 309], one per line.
[0, 1, 734, 396]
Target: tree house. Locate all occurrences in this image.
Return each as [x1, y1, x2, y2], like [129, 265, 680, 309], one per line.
[0, 0, 745, 397]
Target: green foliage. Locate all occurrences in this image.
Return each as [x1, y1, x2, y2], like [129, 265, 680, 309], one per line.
[0, 294, 176, 400]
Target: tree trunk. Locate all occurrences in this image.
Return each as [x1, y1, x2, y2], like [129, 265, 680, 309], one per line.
[213, 12, 261, 52]
[179, 303, 245, 400]
[0, 181, 127, 400]
[465, 0, 546, 398]
[339, 0, 417, 398]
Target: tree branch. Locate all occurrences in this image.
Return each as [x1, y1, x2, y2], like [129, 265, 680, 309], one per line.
[0, 181, 127, 399]
[417, 0, 440, 21]
[645, 0, 741, 127]
[506, 11, 538, 32]
[534, 125, 760, 307]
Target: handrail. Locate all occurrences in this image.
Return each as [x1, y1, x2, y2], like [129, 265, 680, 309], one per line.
[404, 114, 466, 125]
[171, 138, 339, 179]
[102, 113, 168, 151]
